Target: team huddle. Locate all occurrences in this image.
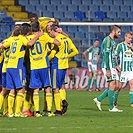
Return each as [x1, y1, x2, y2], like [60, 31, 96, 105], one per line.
[0, 14, 132, 118]
[0, 13, 79, 117]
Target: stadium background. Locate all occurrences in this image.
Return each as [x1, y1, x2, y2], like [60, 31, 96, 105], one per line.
[0, 0, 133, 89]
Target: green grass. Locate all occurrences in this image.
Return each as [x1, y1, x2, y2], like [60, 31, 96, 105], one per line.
[0, 90, 133, 133]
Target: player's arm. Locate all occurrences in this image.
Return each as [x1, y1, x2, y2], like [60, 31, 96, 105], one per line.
[53, 39, 60, 46]
[27, 30, 43, 46]
[97, 48, 100, 63]
[68, 46, 79, 58]
[104, 38, 111, 70]
[97, 54, 100, 63]
[83, 47, 92, 62]
[48, 50, 56, 61]
[48, 44, 58, 60]
[83, 51, 89, 62]
[0, 38, 10, 49]
[115, 43, 121, 73]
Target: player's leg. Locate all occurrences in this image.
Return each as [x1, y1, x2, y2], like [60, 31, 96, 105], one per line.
[127, 71, 133, 107]
[60, 75, 68, 102]
[29, 70, 41, 117]
[32, 88, 42, 117]
[86, 72, 93, 91]
[53, 88, 62, 116]
[38, 68, 54, 117]
[93, 68, 109, 110]
[92, 64, 99, 91]
[15, 88, 26, 117]
[6, 68, 16, 117]
[8, 89, 15, 117]
[129, 80, 133, 107]
[43, 87, 54, 117]
[113, 81, 123, 107]
[0, 88, 9, 116]
[108, 69, 122, 112]
[60, 84, 68, 115]
[52, 69, 66, 116]
[86, 63, 93, 91]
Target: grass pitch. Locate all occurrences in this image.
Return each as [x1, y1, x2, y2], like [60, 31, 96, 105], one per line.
[0, 90, 133, 133]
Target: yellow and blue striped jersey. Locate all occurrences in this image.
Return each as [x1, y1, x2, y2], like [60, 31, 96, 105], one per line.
[26, 33, 54, 70]
[3, 35, 28, 69]
[52, 34, 76, 69]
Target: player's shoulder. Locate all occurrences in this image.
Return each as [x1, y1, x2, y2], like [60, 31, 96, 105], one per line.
[103, 36, 110, 41]
[117, 42, 123, 47]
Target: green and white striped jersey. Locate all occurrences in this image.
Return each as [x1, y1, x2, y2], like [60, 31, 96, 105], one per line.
[115, 42, 133, 72]
[86, 46, 100, 65]
[101, 36, 117, 70]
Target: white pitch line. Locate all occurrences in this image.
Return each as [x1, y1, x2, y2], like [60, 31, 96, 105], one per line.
[0, 126, 133, 131]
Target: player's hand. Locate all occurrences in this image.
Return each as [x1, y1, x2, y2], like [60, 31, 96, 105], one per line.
[106, 70, 111, 78]
[116, 65, 121, 74]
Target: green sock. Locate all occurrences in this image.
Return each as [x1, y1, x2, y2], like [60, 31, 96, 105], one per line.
[93, 79, 97, 89]
[86, 78, 92, 90]
[108, 89, 115, 110]
[114, 92, 119, 103]
[129, 91, 133, 104]
[97, 88, 109, 102]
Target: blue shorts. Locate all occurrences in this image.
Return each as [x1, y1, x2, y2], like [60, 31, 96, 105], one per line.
[30, 68, 51, 89]
[51, 68, 66, 89]
[6, 68, 24, 90]
[2, 72, 6, 88]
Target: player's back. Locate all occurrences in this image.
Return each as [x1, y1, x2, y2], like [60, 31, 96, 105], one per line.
[27, 33, 54, 70]
[3, 35, 27, 69]
[52, 34, 75, 69]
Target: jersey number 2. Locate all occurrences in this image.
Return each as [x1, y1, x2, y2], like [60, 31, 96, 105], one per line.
[31, 42, 42, 55]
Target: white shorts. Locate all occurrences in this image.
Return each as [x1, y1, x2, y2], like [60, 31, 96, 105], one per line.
[88, 62, 97, 72]
[119, 71, 133, 82]
[102, 68, 119, 82]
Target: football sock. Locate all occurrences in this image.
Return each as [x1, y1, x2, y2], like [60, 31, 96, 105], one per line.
[108, 89, 115, 110]
[33, 92, 39, 112]
[46, 93, 52, 111]
[8, 93, 15, 115]
[129, 91, 133, 104]
[43, 93, 47, 111]
[15, 93, 24, 114]
[23, 91, 30, 110]
[59, 88, 66, 101]
[3, 95, 8, 113]
[54, 93, 61, 111]
[93, 79, 98, 89]
[86, 78, 92, 90]
[0, 94, 4, 110]
[97, 88, 109, 102]
[114, 92, 119, 103]
[62, 88, 66, 100]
